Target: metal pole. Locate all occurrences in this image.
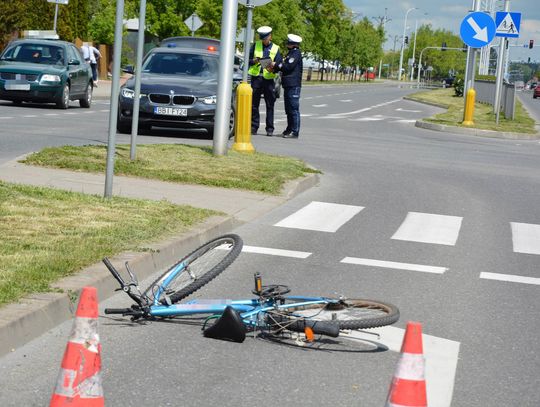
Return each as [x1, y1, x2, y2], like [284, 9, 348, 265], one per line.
[242, 1, 253, 83]
[130, 0, 147, 161]
[464, 0, 481, 97]
[398, 7, 416, 81]
[53, 4, 59, 32]
[494, 0, 510, 123]
[104, 0, 125, 198]
[410, 20, 418, 81]
[213, 0, 238, 156]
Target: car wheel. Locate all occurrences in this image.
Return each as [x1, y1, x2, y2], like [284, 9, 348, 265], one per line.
[79, 82, 92, 108]
[56, 84, 70, 109]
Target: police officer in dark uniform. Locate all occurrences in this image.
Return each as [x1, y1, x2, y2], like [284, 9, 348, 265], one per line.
[248, 26, 282, 136]
[271, 34, 303, 138]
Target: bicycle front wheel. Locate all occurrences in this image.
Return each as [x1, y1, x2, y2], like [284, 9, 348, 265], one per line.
[273, 298, 399, 330]
[145, 234, 243, 304]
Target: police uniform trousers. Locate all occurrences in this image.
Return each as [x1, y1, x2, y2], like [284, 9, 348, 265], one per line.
[251, 76, 276, 133]
[283, 86, 301, 136]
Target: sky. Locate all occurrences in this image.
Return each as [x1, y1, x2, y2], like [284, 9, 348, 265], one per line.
[343, 0, 540, 62]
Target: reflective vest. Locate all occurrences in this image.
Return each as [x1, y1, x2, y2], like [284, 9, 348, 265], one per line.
[248, 41, 279, 79]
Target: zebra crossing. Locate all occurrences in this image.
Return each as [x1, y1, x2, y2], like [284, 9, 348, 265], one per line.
[242, 201, 540, 286]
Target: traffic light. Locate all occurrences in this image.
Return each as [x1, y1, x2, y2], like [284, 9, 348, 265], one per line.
[441, 41, 447, 51]
[529, 40, 534, 49]
[404, 36, 409, 45]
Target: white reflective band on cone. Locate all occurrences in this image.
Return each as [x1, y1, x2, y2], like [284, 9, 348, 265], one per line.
[394, 353, 425, 381]
[68, 317, 100, 353]
[53, 369, 103, 398]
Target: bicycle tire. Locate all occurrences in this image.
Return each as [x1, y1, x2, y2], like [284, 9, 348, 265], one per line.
[270, 298, 399, 330]
[144, 234, 243, 304]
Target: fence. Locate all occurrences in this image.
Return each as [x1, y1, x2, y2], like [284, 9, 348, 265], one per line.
[474, 79, 516, 120]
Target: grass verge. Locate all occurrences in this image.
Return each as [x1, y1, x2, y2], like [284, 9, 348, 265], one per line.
[407, 88, 536, 134]
[0, 181, 216, 307]
[22, 144, 319, 195]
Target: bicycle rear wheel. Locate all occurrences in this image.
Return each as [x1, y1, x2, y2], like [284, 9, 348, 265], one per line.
[145, 234, 243, 304]
[271, 298, 399, 330]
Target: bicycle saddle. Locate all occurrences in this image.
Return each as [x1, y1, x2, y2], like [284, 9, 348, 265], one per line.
[203, 306, 246, 343]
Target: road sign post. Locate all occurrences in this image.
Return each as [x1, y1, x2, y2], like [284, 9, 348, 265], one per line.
[184, 13, 203, 36]
[47, 0, 69, 32]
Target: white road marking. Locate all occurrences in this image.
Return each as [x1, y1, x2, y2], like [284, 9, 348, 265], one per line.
[44, 113, 59, 116]
[340, 257, 447, 274]
[396, 107, 422, 113]
[392, 119, 417, 123]
[342, 326, 460, 407]
[350, 116, 384, 121]
[23, 115, 38, 118]
[480, 272, 540, 285]
[65, 112, 78, 115]
[0, 117, 14, 119]
[83, 111, 95, 114]
[99, 109, 109, 112]
[339, 99, 353, 102]
[312, 104, 328, 107]
[392, 212, 463, 246]
[241, 245, 312, 258]
[275, 201, 363, 232]
[300, 113, 314, 117]
[510, 222, 540, 255]
[326, 99, 401, 117]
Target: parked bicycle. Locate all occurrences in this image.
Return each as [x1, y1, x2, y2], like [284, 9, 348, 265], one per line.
[103, 234, 400, 342]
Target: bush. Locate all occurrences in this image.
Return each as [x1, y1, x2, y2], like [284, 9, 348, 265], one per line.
[454, 75, 464, 97]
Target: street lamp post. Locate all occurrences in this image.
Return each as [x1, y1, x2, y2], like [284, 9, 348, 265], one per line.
[398, 7, 417, 81]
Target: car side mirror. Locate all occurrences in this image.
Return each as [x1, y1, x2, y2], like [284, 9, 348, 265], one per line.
[68, 59, 80, 65]
[122, 65, 135, 74]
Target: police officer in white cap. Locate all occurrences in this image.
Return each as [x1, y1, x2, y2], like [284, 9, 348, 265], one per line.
[271, 34, 303, 138]
[248, 26, 282, 136]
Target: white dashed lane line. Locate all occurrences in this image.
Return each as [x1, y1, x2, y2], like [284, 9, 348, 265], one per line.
[479, 272, 540, 286]
[340, 257, 448, 274]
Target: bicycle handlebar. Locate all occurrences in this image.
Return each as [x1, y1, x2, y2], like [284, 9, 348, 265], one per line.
[104, 308, 133, 315]
[103, 257, 125, 286]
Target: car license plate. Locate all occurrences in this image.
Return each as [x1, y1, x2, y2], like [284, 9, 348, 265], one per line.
[154, 107, 187, 116]
[5, 82, 30, 91]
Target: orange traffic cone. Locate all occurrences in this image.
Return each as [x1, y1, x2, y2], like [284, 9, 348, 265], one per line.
[50, 286, 104, 406]
[385, 321, 427, 407]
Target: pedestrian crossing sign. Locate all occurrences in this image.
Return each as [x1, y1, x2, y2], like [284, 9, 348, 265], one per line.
[495, 11, 521, 38]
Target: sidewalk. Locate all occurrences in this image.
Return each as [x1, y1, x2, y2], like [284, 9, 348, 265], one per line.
[92, 75, 130, 100]
[0, 157, 319, 356]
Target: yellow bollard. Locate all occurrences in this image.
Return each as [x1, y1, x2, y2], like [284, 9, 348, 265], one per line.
[462, 88, 476, 126]
[231, 82, 255, 153]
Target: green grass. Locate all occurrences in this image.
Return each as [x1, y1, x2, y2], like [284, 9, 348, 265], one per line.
[0, 181, 216, 307]
[407, 88, 537, 134]
[22, 144, 319, 195]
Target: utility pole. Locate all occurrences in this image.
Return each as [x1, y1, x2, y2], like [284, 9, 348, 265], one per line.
[493, 0, 510, 123]
[372, 8, 391, 80]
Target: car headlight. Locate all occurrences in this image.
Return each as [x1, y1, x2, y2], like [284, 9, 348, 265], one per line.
[39, 74, 61, 84]
[201, 95, 217, 105]
[121, 88, 135, 99]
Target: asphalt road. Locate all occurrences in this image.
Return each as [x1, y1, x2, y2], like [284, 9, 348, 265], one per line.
[0, 83, 539, 406]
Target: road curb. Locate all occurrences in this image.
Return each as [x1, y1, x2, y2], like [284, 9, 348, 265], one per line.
[0, 172, 318, 357]
[415, 119, 540, 140]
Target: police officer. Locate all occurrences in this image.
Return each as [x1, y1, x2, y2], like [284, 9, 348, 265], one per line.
[248, 26, 282, 137]
[271, 34, 303, 138]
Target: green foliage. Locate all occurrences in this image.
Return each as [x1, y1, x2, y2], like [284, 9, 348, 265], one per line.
[454, 76, 464, 97]
[476, 75, 496, 82]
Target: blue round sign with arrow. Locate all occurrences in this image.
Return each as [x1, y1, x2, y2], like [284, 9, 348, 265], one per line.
[460, 11, 496, 48]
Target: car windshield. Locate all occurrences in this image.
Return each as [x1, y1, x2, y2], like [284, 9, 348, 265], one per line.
[142, 52, 218, 77]
[0, 43, 65, 65]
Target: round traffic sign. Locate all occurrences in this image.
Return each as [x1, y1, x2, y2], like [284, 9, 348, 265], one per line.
[460, 11, 496, 48]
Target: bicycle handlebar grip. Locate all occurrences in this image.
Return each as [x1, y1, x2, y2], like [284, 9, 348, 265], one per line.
[104, 308, 132, 315]
[102, 257, 124, 284]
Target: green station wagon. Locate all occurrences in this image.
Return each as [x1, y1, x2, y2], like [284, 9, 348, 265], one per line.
[0, 39, 93, 108]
